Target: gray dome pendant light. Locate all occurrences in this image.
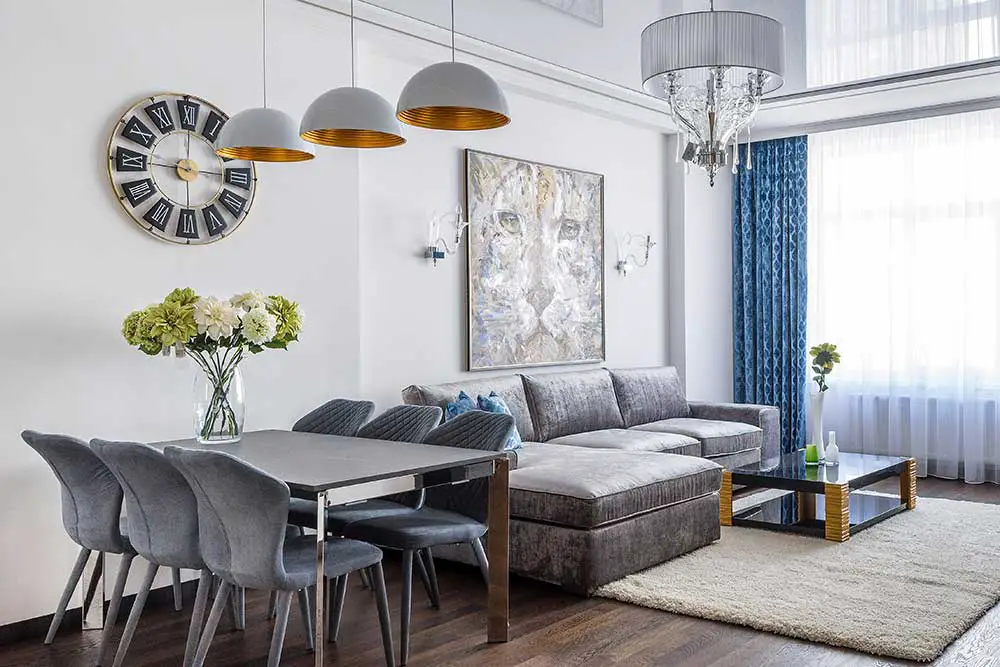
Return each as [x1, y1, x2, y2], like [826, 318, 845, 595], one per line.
[217, 0, 315, 162]
[300, 0, 405, 148]
[396, 0, 510, 131]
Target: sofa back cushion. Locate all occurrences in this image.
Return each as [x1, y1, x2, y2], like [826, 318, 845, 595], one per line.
[609, 366, 690, 427]
[521, 369, 624, 441]
[401, 375, 534, 441]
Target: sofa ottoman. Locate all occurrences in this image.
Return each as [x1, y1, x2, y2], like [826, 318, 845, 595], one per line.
[507, 443, 721, 593]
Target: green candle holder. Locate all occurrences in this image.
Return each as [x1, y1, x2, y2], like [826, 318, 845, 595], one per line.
[805, 443, 820, 466]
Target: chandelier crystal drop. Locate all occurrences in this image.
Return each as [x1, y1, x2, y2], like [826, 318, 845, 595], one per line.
[641, 0, 784, 186]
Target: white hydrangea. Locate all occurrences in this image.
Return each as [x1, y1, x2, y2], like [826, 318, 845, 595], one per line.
[241, 307, 278, 346]
[193, 297, 242, 340]
[230, 290, 268, 312]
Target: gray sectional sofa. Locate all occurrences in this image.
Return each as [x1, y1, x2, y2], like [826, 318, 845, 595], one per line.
[402, 366, 779, 594]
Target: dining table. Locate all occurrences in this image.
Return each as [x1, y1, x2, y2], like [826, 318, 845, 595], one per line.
[152, 429, 511, 666]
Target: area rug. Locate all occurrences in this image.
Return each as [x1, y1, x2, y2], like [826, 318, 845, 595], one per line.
[595, 495, 1000, 662]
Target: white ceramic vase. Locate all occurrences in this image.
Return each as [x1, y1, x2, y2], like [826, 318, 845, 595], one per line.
[810, 392, 826, 460]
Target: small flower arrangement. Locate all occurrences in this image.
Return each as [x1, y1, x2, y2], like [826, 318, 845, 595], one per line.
[122, 288, 302, 443]
[809, 342, 841, 393]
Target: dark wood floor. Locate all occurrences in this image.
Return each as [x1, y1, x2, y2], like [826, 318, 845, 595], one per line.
[2, 478, 998, 667]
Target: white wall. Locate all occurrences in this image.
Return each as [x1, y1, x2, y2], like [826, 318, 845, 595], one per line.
[357, 40, 669, 409]
[0, 0, 362, 625]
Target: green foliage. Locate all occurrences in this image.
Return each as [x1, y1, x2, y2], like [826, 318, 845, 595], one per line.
[809, 342, 841, 392]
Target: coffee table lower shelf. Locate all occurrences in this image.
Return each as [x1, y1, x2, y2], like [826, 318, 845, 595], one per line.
[732, 492, 907, 540]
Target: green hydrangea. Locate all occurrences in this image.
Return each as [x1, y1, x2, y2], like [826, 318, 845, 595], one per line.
[121, 309, 145, 346]
[146, 300, 198, 347]
[164, 287, 199, 307]
[133, 309, 163, 355]
[266, 295, 302, 348]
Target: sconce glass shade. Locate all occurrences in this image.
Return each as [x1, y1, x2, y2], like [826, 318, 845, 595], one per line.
[300, 87, 406, 148]
[397, 61, 510, 131]
[216, 107, 315, 162]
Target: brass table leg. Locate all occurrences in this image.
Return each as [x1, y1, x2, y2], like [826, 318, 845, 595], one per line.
[901, 458, 917, 509]
[796, 491, 816, 521]
[720, 471, 733, 526]
[824, 483, 850, 542]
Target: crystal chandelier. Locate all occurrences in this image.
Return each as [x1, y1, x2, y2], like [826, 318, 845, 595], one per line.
[641, 1, 785, 186]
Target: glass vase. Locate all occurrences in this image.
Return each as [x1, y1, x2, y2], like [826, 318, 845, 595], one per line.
[810, 391, 826, 462]
[193, 362, 245, 444]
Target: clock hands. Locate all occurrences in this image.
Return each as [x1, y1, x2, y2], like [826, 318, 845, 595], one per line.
[149, 161, 224, 177]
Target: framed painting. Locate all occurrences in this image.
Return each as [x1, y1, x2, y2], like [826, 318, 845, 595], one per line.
[465, 150, 605, 371]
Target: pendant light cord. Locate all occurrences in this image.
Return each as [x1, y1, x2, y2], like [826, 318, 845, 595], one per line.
[351, 0, 356, 86]
[261, 0, 268, 107]
[451, 0, 456, 62]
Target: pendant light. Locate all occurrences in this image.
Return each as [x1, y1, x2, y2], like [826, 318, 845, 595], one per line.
[300, 0, 405, 148]
[216, 0, 315, 162]
[396, 0, 510, 131]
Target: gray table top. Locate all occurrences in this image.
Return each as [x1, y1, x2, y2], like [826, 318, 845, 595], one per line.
[151, 429, 503, 494]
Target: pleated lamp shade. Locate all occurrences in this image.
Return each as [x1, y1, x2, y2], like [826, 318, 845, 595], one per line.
[396, 61, 510, 131]
[300, 87, 405, 148]
[216, 107, 315, 162]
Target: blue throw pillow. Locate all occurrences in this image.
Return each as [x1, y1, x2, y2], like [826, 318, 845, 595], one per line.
[445, 391, 477, 421]
[477, 391, 522, 451]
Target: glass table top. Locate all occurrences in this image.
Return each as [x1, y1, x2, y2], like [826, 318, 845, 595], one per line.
[732, 450, 911, 488]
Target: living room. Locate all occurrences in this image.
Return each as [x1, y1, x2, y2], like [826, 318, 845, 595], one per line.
[2, 0, 999, 666]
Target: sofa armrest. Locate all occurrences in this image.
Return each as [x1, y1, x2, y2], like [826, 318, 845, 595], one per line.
[687, 402, 781, 463]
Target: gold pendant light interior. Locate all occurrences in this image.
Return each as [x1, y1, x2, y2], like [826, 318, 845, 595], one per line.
[300, 128, 405, 148]
[397, 106, 510, 131]
[217, 146, 315, 162]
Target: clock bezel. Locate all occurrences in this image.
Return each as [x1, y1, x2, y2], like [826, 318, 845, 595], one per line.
[107, 92, 258, 246]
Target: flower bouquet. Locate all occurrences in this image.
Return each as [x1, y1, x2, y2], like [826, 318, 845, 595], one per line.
[122, 288, 302, 443]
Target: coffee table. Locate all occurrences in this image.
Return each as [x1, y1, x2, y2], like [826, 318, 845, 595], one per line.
[720, 451, 917, 542]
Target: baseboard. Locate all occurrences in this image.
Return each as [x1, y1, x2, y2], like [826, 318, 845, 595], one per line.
[0, 579, 201, 646]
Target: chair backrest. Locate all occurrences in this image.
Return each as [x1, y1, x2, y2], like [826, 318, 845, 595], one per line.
[423, 411, 515, 522]
[164, 446, 291, 590]
[91, 440, 202, 570]
[356, 405, 443, 443]
[292, 398, 375, 437]
[21, 430, 127, 554]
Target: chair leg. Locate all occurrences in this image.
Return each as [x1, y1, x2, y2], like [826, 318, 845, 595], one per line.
[45, 547, 91, 644]
[266, 590, 277, 619]
[167, 567, 181, 611]
[97, 553, 135, 666]
[414, 551, 437, 608]
[268, 590, 294, 667]
[183, 570, 213, 667]
[110, 560, 158, 667]
[229, 586, 245, 631]
[81, 550, 105, 621]
[329, 575, 348, 642]
[359, 567, 371, 589]
[471, 537, 490, 585]
[369, 563, 395, 667]
[296, 586, 314, 652]
[192, 580, 232, 667]
[421, 548, 441, 609]
[401, 550, 414, 666]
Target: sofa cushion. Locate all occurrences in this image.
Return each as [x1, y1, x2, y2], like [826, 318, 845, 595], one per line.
[548, 429, 701, 456]
[521, 369, 624, 441]
[609, 366, 690, 427]
[402, 375, 534, 441]
[509, 443, 721, 529]
[632, 418, 763, 457]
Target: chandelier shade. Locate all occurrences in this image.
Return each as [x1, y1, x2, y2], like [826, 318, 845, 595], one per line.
[397, 61, 510, 131]
[641, 7, 785, 185]
[216, 108, 315, 162]
[301, 87, 406, 148]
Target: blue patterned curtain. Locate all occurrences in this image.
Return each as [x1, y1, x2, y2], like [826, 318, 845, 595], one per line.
[733, 136, 808, 454]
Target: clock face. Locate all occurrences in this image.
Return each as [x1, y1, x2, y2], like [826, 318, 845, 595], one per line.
[108, 93, 257, 245]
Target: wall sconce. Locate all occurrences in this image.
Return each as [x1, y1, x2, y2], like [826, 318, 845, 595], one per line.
[615, 233, 655, 276]
[425, 205, 470, 266]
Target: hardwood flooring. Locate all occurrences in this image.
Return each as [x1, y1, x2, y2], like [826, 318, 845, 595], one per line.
[1, 479, 998, 667]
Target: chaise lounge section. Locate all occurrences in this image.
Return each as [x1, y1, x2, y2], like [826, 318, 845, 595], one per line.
[402, 366, 779, 594]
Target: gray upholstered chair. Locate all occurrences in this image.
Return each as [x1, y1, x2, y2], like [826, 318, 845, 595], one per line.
[292, 398, 375, 436]
[340, 410, 515, 665]
[164, 446, 394, 667]
[90, 440, 213, 667]
[21, 431, 144, 660]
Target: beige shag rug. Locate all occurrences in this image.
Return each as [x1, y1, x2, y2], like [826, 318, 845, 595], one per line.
[595, 495, 1000, 662]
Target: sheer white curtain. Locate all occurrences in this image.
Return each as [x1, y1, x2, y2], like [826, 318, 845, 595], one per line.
[807, 110, 1000, 484]
[807, 0, 1000, 87]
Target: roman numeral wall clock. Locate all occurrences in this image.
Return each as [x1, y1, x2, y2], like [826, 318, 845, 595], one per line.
[108, 93, 257, 245]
